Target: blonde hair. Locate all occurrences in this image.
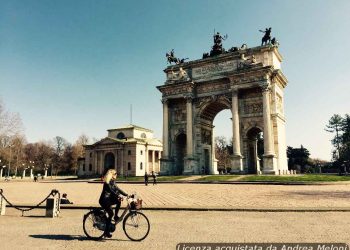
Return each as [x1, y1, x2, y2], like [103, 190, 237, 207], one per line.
[104, 169, 117, 183]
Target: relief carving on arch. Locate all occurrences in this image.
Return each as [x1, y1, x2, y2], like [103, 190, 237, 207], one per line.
[201, 129, 212, 145]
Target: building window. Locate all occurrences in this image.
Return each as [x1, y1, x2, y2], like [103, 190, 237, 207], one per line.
[128, 150, 131, 155]
[140, 150, 143, 155]
[128, 162, 131, 170]
[89, 152, 92, 158]
[83, 164, 86, 171]
[140, 162, 143, 170]
[117, 132, 126, 139]
[89, 164, 92, 171]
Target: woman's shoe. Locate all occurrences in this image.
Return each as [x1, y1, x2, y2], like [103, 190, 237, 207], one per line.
[104, 231, 112, 238]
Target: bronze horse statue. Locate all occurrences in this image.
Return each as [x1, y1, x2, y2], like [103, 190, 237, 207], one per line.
[166, 49, 188, 65]
[260, 27, 272, 46]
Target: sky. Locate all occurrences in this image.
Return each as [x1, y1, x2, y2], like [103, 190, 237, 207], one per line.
[1, 0, 349, 161]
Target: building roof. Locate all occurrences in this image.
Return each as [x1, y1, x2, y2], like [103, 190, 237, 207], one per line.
[107, 124, 153, 133]
[85, 137, 162, 148]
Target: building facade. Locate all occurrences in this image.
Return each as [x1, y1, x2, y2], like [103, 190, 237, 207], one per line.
[78, 125, 163, 177]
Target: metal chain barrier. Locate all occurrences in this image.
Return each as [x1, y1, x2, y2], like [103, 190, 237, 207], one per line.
[0, 188, 60, 216]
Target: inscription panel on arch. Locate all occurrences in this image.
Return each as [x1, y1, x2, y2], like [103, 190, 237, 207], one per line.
[192, 60, 237, 80]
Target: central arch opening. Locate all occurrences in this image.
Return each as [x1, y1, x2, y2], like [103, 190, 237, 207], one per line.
[213, 109, 232, 174]
[200, 99, 231, 175]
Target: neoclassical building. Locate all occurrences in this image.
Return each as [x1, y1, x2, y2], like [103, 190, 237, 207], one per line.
[78, 124, 162, 177]
[157, 43, 288, 175]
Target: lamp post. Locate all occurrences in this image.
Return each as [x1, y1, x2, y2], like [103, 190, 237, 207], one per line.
[29, 161, 35, 179]
[7, 145, 12, 178]
[44, 164, 49, 178]
[0, 160, 6, 179]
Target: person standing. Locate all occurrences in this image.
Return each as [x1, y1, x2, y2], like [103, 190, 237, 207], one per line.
[151, 171, 157, 185]
[144, 172, 149, 186]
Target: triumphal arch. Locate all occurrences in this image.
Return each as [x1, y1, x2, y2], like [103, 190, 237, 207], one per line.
[157, 31, 288, 175]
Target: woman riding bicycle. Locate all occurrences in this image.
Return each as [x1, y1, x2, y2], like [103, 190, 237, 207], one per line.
[99, 169, 128, 238]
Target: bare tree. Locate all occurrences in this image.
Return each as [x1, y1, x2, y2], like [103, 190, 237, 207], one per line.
[0, 99, 23, 144]
[52, 136, 68, 175]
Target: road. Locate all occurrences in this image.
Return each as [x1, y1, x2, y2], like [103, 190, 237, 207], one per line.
[1, 208, 350, 250]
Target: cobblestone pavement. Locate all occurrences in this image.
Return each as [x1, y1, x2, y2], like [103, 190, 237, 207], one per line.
[1, 208, 350, 250]
[1, 181, 350, 209]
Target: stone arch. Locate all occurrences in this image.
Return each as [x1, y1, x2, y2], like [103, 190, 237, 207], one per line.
[197, 96, 231, 121]
[104, 152, 115, 172]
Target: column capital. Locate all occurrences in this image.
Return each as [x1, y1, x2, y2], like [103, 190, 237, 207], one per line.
[259, 82, 271, 92]
[161, 98, 169, 104]
[184, 94, 194, 103]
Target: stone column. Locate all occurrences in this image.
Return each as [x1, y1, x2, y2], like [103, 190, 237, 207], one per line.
[261, 82, 277, 174]
[231, 88, 243, 173]
[99, 151, 104, 174]
[145, 148, 149, 173]
[94, 152, 98, 174]
[0, 168, 3, 179]
[152, 150, 155, 172]
[120, 150, 124, 176]
[162, 99, 169, 158]
[186, 97, 193, 157]
[184, 96, 196, 175]
[211, 127, 218, 174]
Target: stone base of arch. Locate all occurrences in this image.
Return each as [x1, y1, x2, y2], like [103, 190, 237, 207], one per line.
[159, 158, 173, 175]
[230, 155, 244, 174]
[183, 157, 197, 175]
[262, 155, 277, 174]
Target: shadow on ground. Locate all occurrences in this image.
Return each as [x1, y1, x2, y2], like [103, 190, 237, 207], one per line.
[29, 234, 89, 241]
[29, 234, 130, 242]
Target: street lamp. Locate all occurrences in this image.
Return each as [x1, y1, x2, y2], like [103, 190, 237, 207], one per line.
[7, 144, 12, 178]
[44, 164, 49, 178]
[0, 160, 7, 179]
[29, 161, 35, 179]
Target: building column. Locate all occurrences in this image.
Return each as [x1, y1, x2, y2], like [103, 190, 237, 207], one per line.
[120, 149, 124, 176]
[99, 151, 104, 174]
[186, 97, 193, 157]
[231, 88, 243, 173]
[162, 99, 169, 158]
[152, 150, 155, 172]
[261, 82, 277, 174]
[184, 96, 196, 174]
[145, 147, 149, 173]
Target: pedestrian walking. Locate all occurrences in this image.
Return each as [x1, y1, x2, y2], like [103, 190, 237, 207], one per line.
[144, 172, 149, 186]
[151, 171, 157, 185]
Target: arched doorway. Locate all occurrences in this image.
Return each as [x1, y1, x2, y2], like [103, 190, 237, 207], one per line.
[175, 133, 186, 175]
[200, 99, 231, 175]
[246, 127, 264, 174]
[104, 152, 115, 172]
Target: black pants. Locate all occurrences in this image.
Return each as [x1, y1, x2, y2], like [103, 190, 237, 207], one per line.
[99, 199, 121, 231]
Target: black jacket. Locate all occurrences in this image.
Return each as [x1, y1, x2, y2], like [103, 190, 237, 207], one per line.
[99, 179, 127, 205]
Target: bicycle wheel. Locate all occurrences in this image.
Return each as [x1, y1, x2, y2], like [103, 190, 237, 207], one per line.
[123, 211, 150, 241]
[83, 210, 107, 240]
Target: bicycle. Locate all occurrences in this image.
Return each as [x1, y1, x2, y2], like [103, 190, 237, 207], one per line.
[83, 193, 150, 241]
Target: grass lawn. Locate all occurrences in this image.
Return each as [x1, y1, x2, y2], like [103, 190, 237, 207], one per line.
[195, 175, 240, 181]
[157, 176, 189, 181]
[238, 174, 350, 182]
[116, 176, 144, 182]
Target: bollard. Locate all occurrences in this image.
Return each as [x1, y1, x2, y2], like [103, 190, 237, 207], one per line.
[46, 197, 60, 218]
[0, 195, 6, 216]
